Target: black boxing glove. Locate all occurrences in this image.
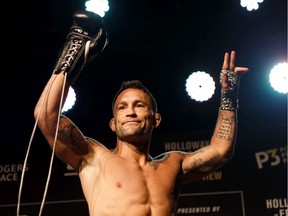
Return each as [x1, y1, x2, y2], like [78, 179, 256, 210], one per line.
[53, 10, 108, 84]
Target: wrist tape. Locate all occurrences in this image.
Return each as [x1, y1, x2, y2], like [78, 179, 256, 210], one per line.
[219, 69, 240, 111]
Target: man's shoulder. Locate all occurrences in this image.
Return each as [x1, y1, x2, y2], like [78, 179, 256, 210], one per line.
[153, 151, 185, 162]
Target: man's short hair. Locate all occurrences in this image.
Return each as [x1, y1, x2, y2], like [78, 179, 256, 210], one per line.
[112, 80, 158, 113]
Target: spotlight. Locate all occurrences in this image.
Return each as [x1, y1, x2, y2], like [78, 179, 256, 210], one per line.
[62, 87, 76, 113]
[269, 62, 288, 94]
[240, 0, 264, 11]
[85, 0, 109, 17]
[185, 71, 215, 102]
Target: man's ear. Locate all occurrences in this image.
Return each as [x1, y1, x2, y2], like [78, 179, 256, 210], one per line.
[109, 118, 116, 132]
[153, 113, 161, 128]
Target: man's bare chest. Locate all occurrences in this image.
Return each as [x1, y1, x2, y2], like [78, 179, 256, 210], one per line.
[102, 159, 180, 198]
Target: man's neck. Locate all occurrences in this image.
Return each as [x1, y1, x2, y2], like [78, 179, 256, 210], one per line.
[113, 140, 151, 165]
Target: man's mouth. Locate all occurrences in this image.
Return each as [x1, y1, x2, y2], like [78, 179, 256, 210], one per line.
[123, 120, 141, 125]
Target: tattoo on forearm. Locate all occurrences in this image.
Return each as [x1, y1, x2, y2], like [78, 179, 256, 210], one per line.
[52, 120, 88, 155]
[217, 116, 234, 141]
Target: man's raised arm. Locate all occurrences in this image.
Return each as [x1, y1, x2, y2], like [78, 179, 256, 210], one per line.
[181, 51, 249, 182]
[34, 10, 108, 171]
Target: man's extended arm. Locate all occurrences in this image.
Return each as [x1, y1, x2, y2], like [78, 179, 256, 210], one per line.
[181, 51, 249, 182]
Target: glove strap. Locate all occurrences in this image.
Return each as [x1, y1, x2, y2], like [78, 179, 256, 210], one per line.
[53, 26, 92, 84]
[219, 69, 240, 111]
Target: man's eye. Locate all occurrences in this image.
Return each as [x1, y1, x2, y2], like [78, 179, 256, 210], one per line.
[118, 106, 125, 110]
[136, 103, 145, 108]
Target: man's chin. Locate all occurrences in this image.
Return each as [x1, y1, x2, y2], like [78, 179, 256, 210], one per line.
[118, 130, 146, 140]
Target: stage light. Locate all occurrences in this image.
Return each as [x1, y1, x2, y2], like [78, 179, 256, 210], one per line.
[240, 0, 263, 11]
[185, 71, 215, 102]
[85, 0, 109, 17]
[269, 62, 288, 94]
[62, 87, 76, 113]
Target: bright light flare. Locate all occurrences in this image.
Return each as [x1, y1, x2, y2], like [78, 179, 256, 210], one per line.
[269, 62, 288, 94]
[62, 87, 77, 113]
[240, 0, 263, 11]
[85, 0, 109, 17]
[185, 71, 215, 102]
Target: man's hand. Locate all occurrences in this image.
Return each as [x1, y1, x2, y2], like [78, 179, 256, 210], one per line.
[220, 51, 249, 110]
[53, 10, 108, 84]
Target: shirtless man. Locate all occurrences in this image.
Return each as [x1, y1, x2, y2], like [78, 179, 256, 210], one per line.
[34, 10, 249, 215]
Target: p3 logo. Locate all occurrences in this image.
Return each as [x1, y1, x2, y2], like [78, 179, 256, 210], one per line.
[255, 147, 287, 169]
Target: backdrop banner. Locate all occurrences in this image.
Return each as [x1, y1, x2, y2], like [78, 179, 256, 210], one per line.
[0, 124, 286, 216]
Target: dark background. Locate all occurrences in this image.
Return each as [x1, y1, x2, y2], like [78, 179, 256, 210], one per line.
[1, 0, 287, 142]
[0, 1, 286, 215]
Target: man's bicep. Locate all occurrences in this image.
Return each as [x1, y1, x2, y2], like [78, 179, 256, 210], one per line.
[47, 116, 92, 171]
[56, 116, 90, 155]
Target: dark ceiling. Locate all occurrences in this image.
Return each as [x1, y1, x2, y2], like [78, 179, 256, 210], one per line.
[1, 0, 287, 146]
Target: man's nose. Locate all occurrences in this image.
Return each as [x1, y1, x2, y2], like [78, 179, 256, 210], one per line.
[126, 106, 136, 116]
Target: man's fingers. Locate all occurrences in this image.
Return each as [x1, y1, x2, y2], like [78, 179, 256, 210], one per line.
[234, 67, 249, 75]
[222, 52, 229, 69]
[222, 51, 249, 75]
[229, 51, 236, 71]
[222, 51, 236, 70]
